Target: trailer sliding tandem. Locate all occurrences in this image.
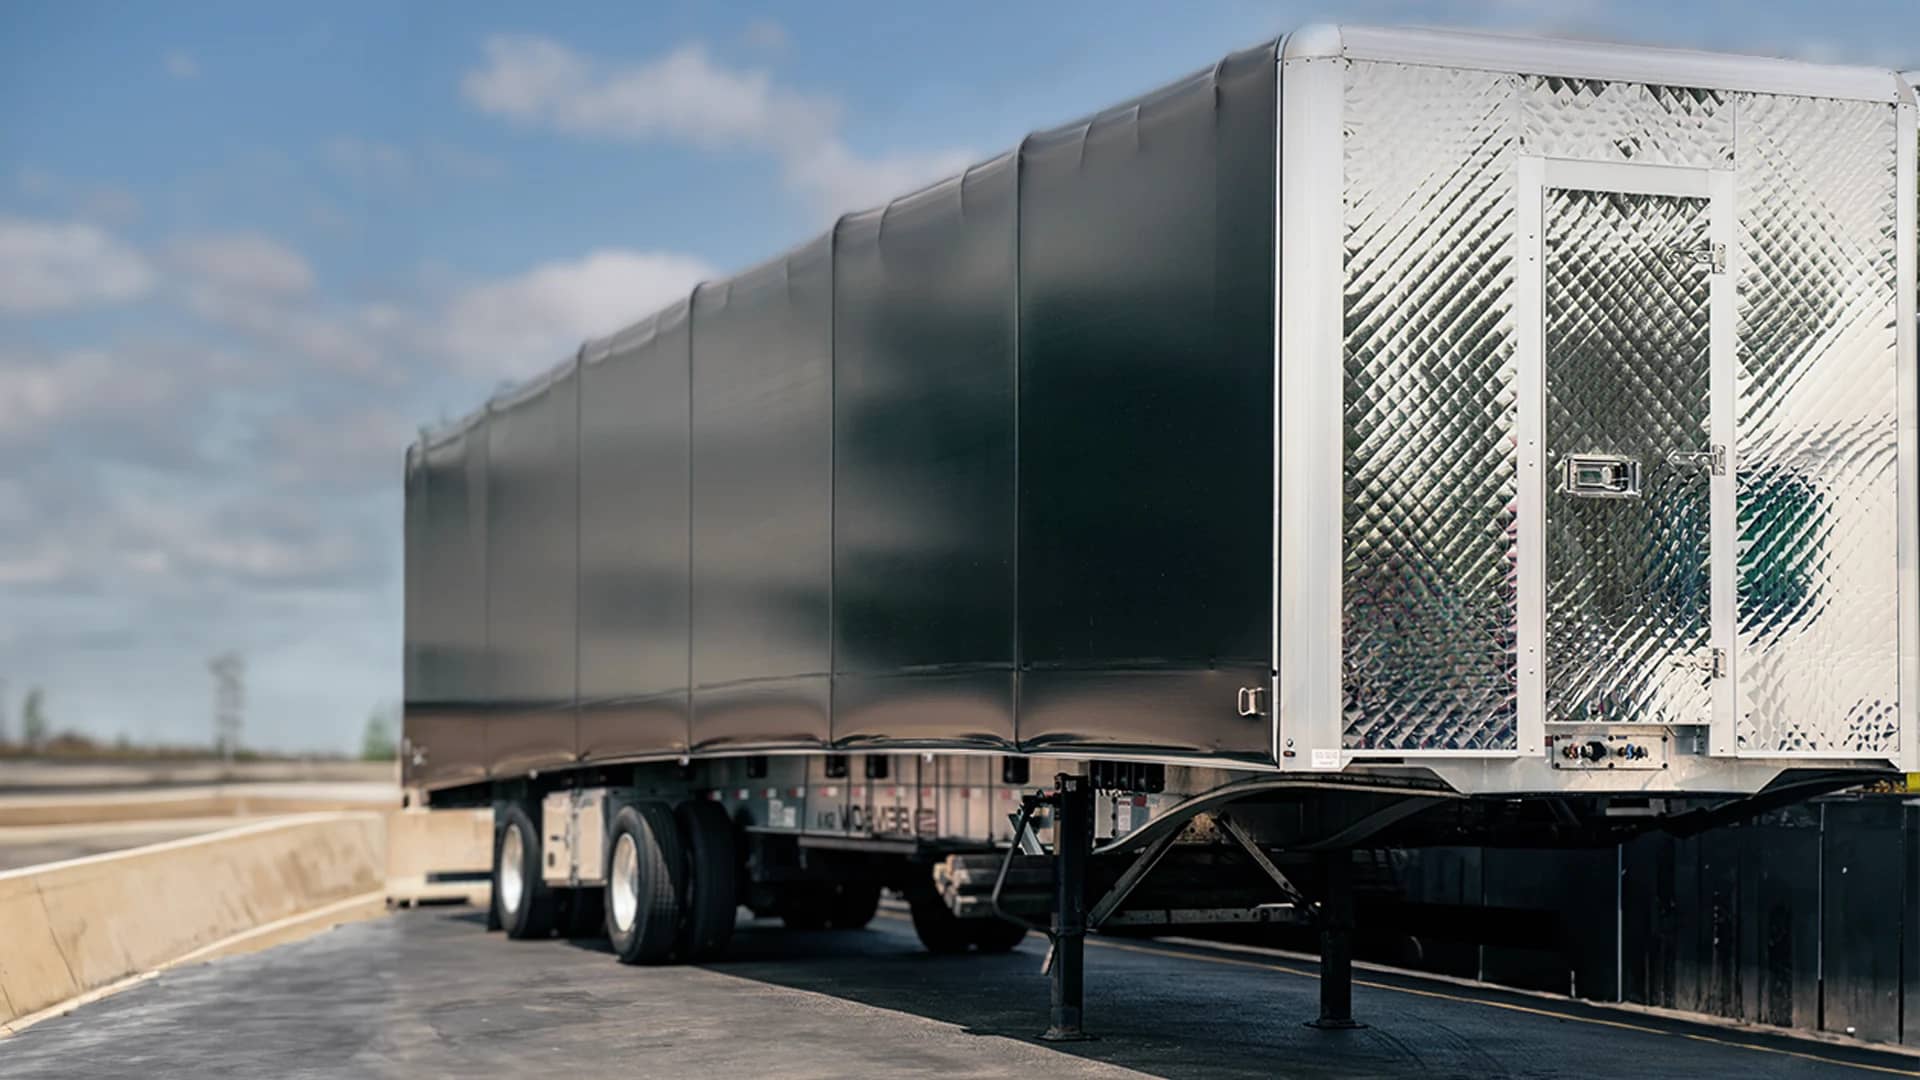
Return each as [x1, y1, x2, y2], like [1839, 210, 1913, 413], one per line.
[404, 26, 1919, 1034]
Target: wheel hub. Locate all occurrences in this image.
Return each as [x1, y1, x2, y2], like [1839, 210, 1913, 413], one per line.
[610, 831, 640, 933]
[499, 824, 526, 916]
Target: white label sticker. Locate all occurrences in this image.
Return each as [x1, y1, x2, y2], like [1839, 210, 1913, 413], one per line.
[1310, 749, 1342, 770]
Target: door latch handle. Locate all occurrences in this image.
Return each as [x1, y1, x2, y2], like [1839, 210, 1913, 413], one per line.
[1236, 686, 1265, 718]
[1561, 454, 1641, 498]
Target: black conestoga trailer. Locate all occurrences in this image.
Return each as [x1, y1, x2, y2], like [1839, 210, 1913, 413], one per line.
[405, 26, 1918, 1035]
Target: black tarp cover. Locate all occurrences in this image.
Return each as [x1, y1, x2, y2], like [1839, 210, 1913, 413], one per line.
[403, 41, 1279, 784]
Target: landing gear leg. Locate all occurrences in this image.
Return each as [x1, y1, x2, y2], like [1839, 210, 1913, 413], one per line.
[1308, 849, 1364, 1030]
[1041, 773, 1094, 1042]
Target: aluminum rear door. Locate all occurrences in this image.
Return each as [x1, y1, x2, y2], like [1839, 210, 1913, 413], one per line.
[1544, 187, 1715, 724]
[1520, 160, 1736, 739]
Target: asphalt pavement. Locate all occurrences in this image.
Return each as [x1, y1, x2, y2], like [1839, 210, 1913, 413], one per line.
[4, 904, 1916, 1079]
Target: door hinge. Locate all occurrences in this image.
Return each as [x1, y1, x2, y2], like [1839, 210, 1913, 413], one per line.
[1685, 648, 1728, 679]
[1671, 242, 1726, 275]
[1236, 686, 1266, 718]
[1667, 445, 1726, 476]
[1689, 645, 1735, 672]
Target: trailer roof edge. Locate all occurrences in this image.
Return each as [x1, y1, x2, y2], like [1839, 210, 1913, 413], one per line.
[1288, 23, 1904, 104]
[415, 400, 490, 452]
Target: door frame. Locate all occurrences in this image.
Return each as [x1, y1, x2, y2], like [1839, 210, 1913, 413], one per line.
[1516, 156, 1738, 757]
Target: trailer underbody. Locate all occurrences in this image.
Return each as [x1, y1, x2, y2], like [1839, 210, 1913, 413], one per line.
[423, 751, 1878, 1037]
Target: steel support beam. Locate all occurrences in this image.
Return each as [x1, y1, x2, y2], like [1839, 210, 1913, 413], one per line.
[1308, 849, 1364, 1030]
[1217, 812, 1311, 907]
[1086, 819, 1184, 929]
[1042, 773, 1094, 1042]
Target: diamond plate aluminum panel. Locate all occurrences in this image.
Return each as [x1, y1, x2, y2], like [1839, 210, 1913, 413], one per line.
[1543, 189, 1714, 726]
[1521, 78, 1734, 168]
[1342, 62, 1520, 751]
[1734, 94, 1901, 755]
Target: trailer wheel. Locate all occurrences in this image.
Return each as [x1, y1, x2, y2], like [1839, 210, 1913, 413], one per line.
[905, 879, 971, 954]
[676, 798, 738, 960]
[494, 805, 557, 940]
[606, 803, 684, 965]
[828, 880, 881, 930]
[965, 916, 1029, 953]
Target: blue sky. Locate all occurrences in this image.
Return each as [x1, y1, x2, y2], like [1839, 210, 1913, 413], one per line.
[2, 1, 1917, 755]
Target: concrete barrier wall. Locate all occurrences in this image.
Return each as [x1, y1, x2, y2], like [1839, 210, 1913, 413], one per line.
[0, 813, 385, 1026]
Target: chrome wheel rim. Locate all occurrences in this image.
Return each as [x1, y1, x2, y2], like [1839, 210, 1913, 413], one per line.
[611, 831, 640, 933]
[500, 824, 526, 916]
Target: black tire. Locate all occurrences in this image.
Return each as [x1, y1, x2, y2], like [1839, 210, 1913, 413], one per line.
[605, 803, 685, 965]
[828, 880, 881, 930]
[676, 798, 738, 960]
[966, 916, 1029, 953]
[905, 879, 970, 954]
[494, 805, 558, 940]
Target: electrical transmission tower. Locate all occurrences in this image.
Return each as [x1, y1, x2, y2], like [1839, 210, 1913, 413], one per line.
[208, 653, 245, 763]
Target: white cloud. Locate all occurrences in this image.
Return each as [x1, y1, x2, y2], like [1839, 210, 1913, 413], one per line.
[0, 346, 186, 448]
[0, 544, 72, 588]
[461, 35, 970, 218]
[147, 231, 404, 379]
[173, 232, 314, 297]
[432, 248, 715, 377]
[0, 338, 255, 486]
[259, 405, 416, 492]
[166, 229, 682, 386]
[0, 320, 402, 754]
[181, 285, 390, 377]
[199, 294, 388, 375]
[14, 168, 143, 225]
[0, 217, 712, 751]
[109, 491, 367, 585]
[464, 37, 833, 146]
[167, 233, 392, 374]
[0, 218, 155, 314]
[0, 472, 376, 604]
[785, 142, 976, 223]
[164, 51, 198, 79]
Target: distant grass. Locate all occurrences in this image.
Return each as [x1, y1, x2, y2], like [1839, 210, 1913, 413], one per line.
[0, 732, 347, 763]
